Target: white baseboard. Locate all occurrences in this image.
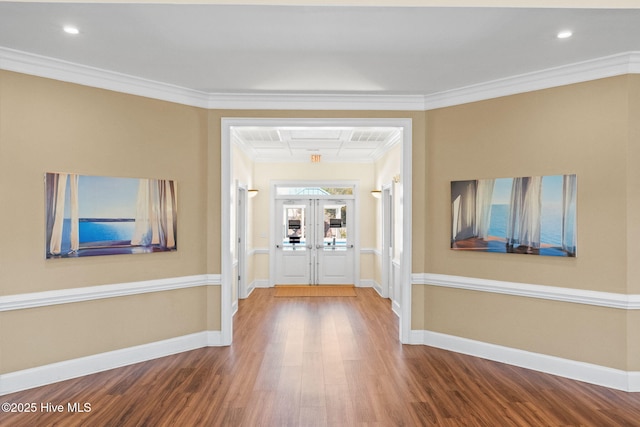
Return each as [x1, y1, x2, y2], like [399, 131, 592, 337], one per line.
[357, 279, 376, 289]
[232, 300, 238, 315]
[254, 280, 270, 288]
[410, 329, 640, 392]
[392, 300, 401, 318]
[244, 282, 256, 298]
[361, 279, 388, 300]
[630, 372, 640, 391]
[0, 331, 223, 396]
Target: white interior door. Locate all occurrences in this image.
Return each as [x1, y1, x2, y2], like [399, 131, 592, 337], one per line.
[275, 200, 312, 285]
[236, 186, 248, 301]
[275, 197, 355, 285]
[316, 199, 354, 285]
[381, 186, 392, 299]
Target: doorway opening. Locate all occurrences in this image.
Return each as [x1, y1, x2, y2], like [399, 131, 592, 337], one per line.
[221, 118, 412, 345]
[273, 184, 357, 286]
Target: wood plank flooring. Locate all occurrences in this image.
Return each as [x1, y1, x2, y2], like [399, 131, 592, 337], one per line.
[3, 288, 640, 426]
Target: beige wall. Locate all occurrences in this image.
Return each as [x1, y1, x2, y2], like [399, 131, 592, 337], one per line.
[423, 75, 639, 370]
[626, 75, 640, 370]
[0, 71, 211, 372]
[0, 85, 423, 374]
[1, 287, 208, 373]
[426, 76, 631, 291]
[627, 75, 640, 295]
[3, 68, 639, 378]
[0, 71, 210, 294]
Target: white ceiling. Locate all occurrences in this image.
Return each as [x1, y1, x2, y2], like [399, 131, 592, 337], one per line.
[232, 126, 402, 163]
[1, 3, 639, 161]
[1, 4, 639, 96]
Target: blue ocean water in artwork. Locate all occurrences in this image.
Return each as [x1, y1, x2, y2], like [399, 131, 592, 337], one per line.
[488, 204, 509, 240]
[59, 219, 135, 252]
[488, 204, 569, 247]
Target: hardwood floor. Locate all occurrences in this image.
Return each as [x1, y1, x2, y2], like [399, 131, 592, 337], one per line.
[3, 287, 640, 426]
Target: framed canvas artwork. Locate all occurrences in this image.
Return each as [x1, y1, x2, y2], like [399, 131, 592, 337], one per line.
[451, 174, 576, 257]
[45, 173, 177, 258]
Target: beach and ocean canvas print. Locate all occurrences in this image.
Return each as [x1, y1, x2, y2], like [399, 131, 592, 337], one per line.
[451, 174, 577, 257]
[45, 173, 177, 258]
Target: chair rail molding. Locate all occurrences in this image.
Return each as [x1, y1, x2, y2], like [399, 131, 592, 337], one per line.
[412, 273, 640, 310]
[0, 274, 221, 312]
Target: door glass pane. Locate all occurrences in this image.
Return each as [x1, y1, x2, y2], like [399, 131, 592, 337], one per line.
[323, 204, 347, 251]
[283, 205, 306, 250]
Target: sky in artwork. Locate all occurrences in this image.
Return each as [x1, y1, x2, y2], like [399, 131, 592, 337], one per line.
[490, 175, 565, 205]
[63, 175, 140, 219]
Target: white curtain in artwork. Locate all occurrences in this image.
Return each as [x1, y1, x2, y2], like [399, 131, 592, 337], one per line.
[507, 176, 542, 248]
[562, 174, 577, 255]
[46, 173, 63, 255]
[69, 174, 80, 252]
[151, 181, 166, 247]
[164, 180, 177, 248]
[46, 173, 80, 255]
[452, 195, 461, 241]
[49, 173, 68, 255]
[451, 181, 477, 241]
[131, 179, 177, 249]
[474, 179, 495, 240]
[131, 179, 152, 246]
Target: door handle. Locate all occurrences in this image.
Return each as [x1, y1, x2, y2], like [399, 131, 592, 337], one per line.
[276, 244, 281, 248]
[307, 245, 313, 249]
[316, 244, 323, 249]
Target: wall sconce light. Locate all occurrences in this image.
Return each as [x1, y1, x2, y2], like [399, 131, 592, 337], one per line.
[392, 174, 401, 183]
[311, 154, 321, 163]
[248, 189, 259, 198]
[371, 190, 382, 199]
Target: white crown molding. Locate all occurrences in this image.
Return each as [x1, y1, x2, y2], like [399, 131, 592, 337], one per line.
[0, 47, 211, 108]
[206, 91, 427, 111]
[413, 273, 640, 310]
[424, 51, 640, 110]
[411, 329, 639, 392]
[2, 46, 639, 111]
[0, 330, 223, 396]
[0, 274, 221, 312]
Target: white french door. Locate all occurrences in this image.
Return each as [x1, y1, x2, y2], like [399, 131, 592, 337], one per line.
[275, 198, 355, 285]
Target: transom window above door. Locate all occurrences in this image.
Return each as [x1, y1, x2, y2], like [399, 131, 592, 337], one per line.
[276, 186, 354, 196]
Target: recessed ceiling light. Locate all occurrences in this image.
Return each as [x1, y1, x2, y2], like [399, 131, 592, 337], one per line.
[557, 30, 573, 39]
[63, 25, 79, 35]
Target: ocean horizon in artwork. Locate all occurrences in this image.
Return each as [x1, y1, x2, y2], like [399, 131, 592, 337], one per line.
[59, 218, 136, 251]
